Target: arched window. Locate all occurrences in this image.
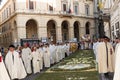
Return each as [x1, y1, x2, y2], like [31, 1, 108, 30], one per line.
[73, 2, 79, 15]
[49, 5, 53, 11]
[61, 0, 68, 13]
[85, 22, 90, 34]
[85, 4, 89, 16]
[29, 0, 34, 9]
[74, 21, 80, 41]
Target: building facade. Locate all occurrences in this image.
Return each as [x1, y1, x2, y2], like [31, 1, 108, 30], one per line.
[0, 0, 95, 47]
[103, 0, 120, 39]
[110, 0, 120, 39]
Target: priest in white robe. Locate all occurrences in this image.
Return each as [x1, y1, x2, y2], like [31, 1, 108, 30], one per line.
[66, 43, 70, 56]
[39, 45, 44, 70]
[53, 45, 57, 63]
[55, 44, 61, 62]
[60, 44, 63, 60]
[113, 39, 120, 80]
[49, 43, 56, 64]
[97, 37, 115, 80]
[43, 44, 50, 68]
[93, 40, 100, 63]
[93, 40, 100, 71]
[31, 47, 41, 74]
[22, 43, 32, 74]
[61, 44, 66, 59]
[5, 45, 27, 80]
[0, 52, 10, 80]
[53, 44, 57, 62]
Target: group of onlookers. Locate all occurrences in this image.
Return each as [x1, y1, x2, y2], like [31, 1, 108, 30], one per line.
[77, 40, 94, 50]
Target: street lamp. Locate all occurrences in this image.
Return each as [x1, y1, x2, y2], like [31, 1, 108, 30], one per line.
[97, 1, 105, 38]
[98, 11, 105, 38]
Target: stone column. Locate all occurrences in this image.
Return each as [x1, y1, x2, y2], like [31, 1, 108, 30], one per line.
[38, 26, 47, 39]
[12, 28, 18, 47]
[80, 27, 85, 35]
[56, 26, 62, 41]
[90, 27, 95, 35]
[69, 26, 74, 40]
[17, 27, 26, 45]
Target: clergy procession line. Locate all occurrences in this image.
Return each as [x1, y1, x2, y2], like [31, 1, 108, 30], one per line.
[0, 42, 78, 80]
[1, 36, 120, 80]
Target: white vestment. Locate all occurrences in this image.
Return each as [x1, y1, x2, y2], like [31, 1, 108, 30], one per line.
[66, 44, 70, 56]
[22, 47, 32, 74]
[114, 43, 120, 56]
[60, 45, 63, 60]
[39, 48, 44, 70]
[55, 45, 60, 62]
[53, 45, 56, 63]
[97, 42, 115, 73]
[43, 47, 50, 67]
[54, 46, 57, 63]
[93, 42, 99, 62]
[5, 51, 27, 79]
[113, 43, 120, 80]
[0, 53, 10, 80]
[31, 50, 41, 74]
[49, 44, 56, 64]
[62, 45, 66, 59]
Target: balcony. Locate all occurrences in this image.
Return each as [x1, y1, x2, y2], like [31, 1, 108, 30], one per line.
[58, 11, 73, 18]
[8, 9, 94, 19]
[15, 9, 74, 16]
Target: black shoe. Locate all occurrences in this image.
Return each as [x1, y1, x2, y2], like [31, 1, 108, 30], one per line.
[104, 73, 109, 78]
[13, 79, 19, 80]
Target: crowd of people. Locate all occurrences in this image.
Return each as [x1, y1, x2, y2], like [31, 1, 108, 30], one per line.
[1, 36, 120, 80]
[93, 36, 120, 80]
[0, 42, 78, 80]
[78, 40, 93, 50]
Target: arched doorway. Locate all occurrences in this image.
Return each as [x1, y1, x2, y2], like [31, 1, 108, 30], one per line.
[47, 20, 56, 43]
[26, 19, 38, 38]
[85, 22, 90, 34]
[62, 21, 69, 42]
[74, 21, 80, 41]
